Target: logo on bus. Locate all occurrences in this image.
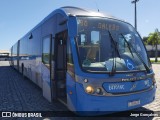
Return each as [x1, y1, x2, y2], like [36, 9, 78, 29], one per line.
[130, 83, 137, 91]
[126, 59, 134, 70]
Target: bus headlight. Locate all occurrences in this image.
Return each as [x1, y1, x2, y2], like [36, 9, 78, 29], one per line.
[86, 86, 94, 94]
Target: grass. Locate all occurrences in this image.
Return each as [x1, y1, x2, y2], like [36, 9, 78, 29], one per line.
[150, 59, 160, 64]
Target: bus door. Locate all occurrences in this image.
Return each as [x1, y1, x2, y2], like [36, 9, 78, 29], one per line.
[54, 31, 67, 104]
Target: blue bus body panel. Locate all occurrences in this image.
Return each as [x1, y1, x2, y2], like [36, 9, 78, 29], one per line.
[103, 79, 152, 93]
[66, 73, 77, 111]
[75, 83, 156, 115]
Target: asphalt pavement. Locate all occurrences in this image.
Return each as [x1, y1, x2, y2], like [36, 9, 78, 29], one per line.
[0, 61, 159, 120]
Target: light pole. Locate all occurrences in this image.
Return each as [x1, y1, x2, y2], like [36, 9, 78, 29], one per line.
[131, 0, 140, 31]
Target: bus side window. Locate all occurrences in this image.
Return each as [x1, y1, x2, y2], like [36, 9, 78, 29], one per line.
[42, 35, 51, 68]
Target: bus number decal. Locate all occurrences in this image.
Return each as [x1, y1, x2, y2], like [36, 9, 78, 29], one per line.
[109, 84, 124, 90]
[79, 20, 88, 27]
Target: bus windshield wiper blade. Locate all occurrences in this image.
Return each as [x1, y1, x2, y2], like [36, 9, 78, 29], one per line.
[120, 34, 134, 58]
[120, 33, 150, 73]
[108, 31, 121, 59]
[108, 31, 120, 76]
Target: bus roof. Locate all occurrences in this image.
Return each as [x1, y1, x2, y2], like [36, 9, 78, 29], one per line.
[61, 6, 115, 18]
[18, 6, 123, 42]
[44, 6, 121, 25]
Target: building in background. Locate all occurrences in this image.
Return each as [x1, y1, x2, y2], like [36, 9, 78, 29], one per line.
[146, 45, 160, 58]
[0, 50, 10, 61]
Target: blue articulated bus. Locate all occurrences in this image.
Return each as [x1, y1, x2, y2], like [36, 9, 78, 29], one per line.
[10, 6, 156, 115]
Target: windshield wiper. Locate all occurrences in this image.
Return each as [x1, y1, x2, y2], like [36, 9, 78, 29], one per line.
[108, 31, 121, 76]
[120, 33, 150, 73]
[120, 34, 134, 58]
[108, 31, 121, 59]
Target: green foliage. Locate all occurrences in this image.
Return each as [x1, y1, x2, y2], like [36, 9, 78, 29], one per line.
[147, 32, 160, 46]
[150, 59, 160, 64]
[142, 36, 149, 45]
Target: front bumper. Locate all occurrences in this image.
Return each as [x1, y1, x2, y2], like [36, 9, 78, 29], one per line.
[75, 83, 156, 116]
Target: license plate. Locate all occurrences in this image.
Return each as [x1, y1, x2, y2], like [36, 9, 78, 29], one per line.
[128, 100, 140, 107]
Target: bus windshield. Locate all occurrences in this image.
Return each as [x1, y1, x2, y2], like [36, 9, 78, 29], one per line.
[76, 17, 150, 73]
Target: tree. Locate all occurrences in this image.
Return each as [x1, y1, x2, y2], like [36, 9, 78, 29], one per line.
[147, 32, 160, 46]
[142, 36, 149, 45]
[147, 29, 160, 62]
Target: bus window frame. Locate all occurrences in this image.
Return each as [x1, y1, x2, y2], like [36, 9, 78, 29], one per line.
[42, 34, 52, 68]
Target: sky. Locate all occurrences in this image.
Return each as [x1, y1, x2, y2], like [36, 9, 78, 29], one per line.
[0, 0, 160, 50]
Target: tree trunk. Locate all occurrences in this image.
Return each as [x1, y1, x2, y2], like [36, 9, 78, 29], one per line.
[155, 39, 158, 62]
